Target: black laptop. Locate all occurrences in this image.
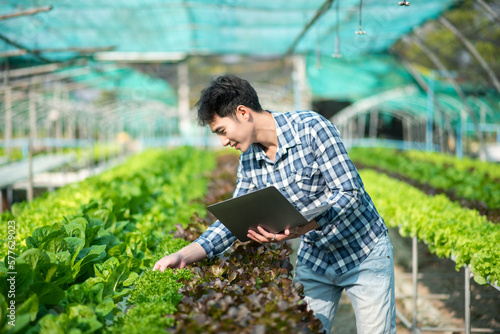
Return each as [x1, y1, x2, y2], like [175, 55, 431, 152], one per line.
[207, 186, 333, 242]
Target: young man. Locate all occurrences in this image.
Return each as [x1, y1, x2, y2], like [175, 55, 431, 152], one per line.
[153, 75, 396, 333]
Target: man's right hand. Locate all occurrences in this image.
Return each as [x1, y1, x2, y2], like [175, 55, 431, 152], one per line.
[153, 253, 186, 272]
[152, 242, 207, 272]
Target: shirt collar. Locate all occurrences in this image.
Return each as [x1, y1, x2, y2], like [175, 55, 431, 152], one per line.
[253, 111, 302, 163]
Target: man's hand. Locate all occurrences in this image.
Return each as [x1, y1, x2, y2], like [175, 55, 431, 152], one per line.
[153, 253, 186, 272]
[247, 220, 319, 244]
[152, 242, 207, 272]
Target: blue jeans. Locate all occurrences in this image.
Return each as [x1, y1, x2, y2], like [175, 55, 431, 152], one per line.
[293, 232, 396, 334]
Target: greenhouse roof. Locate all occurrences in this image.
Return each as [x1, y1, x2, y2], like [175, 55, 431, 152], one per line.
[55, 64, 178, 105]
[1, 0, 458, 62]
[332, 85, 500, 128]
[307, 53, 415, 101]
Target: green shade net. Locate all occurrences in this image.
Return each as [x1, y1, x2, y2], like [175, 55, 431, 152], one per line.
[55, 64, 178, 105]
[307, 53, 414, 101]
[307, 53, 500, 131]
[0, 0, 456, 62]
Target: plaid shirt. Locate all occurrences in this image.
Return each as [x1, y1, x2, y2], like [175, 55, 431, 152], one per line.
[195, 110, 387, 275]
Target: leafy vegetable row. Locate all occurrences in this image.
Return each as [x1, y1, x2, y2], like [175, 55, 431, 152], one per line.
[360, 169, 500, 286]
[0, 147, 210, 256]
[108, 152, 324, 334]
[110, 217, 324, 334]
[349, 147, 500, 210]
[0, 148, 215, 333]
[173, 241, 323, 334]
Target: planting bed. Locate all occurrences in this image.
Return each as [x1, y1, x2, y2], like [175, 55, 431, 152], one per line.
[0, 149, 325, 333]
[108, 151, 324, 334]
[349, 147, 500, 223]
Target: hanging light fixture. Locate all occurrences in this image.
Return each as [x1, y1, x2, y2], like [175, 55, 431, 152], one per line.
[398, 1, 410, 6]
[355, 0, 366, 35]
[332, 0, 342, 58]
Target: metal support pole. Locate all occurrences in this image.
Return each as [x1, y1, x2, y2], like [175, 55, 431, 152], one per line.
[27, 136, 34, 201]
[349, 118, 356, 141]
[54, 84, 63, 153]
[412, 236, 419, 334]
[29, 89, 37, 141]
[462, 111, 467, 157]
[357, 114, 366, 138]
[178, 61, 190, 139]
[421, 121, 426, 146]
[119, 112, 125, 157]
[444, 114, 453, 154]
[99, 126, 105, 165]
[434, 106, 447, 153]
[27, 89, 35, 201]
[456, 117, 464, 159]
[293, 55, 311, 111]
[426, 71, 435, 152]
[406, 35, 486, 159]
[86, 112, 95, 176]
[465, 266, 471, 334]
[369, 111, 378, 139]
[7, 187, 13, 207]
[4, 86, 13, 156]
[439, 17, 500, 94]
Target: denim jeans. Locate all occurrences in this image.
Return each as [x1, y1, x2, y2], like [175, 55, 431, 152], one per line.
[293, 232, 396, 334]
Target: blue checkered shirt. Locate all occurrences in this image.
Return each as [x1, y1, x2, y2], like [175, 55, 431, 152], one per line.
[195, 110, 387, 275]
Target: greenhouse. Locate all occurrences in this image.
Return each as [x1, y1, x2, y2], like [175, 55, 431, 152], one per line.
[0, 1, 499, 333]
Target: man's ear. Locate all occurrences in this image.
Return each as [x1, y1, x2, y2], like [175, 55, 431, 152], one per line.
[236, 105, 251, 121]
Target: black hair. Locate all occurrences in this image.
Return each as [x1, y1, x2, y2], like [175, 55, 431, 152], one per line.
[196, 74, 263, 126]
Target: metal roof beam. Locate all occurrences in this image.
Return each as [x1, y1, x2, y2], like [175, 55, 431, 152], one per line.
[331, 86, 418, 124]
[0, 63, 65, 79]
[405, 34, 487, 159]
[0, 34, 50, 63]
[439, 16, 500, 94]
[391, 50, 457, 152]
[5, 67, 92, 90]
[0, 5, 52, 21]
[0, 49, 28, 58]
[476, 0, 500, 25]
[0, 46, 115, 59]
[93, 51, 186, 63]
[286, 0, 334, 56]
[32, 45, 116, 55]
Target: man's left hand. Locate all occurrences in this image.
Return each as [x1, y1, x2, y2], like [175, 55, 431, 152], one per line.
[247, 220, 319, 244]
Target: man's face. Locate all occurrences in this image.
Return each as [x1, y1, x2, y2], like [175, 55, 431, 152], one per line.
[209, 113, 252, 152]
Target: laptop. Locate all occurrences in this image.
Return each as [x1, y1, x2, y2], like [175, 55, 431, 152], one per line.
[207, 186, 334, 242]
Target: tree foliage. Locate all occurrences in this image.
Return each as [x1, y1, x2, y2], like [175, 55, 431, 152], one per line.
[392, 0, 500, 94]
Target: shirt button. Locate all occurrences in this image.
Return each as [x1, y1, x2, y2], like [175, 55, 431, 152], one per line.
[275, 168, 279, 172]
